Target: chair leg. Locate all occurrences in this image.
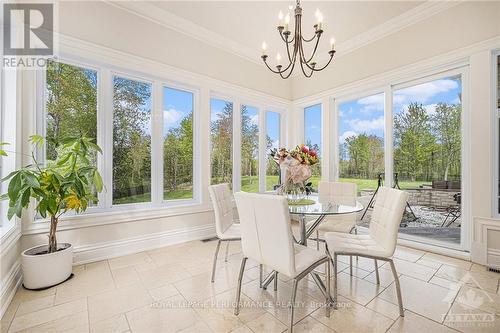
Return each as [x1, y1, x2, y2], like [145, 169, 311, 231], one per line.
[374, 259, 380, 285]
[389, 259, 404, 317]
[333, 253, 338, 309]
[326, 260, 331, 318]
[349, 256, 353, 276]
[354, 228, 359, 262]
[273, 271, 278, 291]
[259, 264, 263, 288]
[234, 257, 247, 315]
[211, 239, 222, 283]
[224, 241, 230, 262]
[289, 279, 299, 333]
[316, 229, 320, 250]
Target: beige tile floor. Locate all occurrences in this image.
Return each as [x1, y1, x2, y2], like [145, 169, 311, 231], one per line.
[1, 236, 500, 333]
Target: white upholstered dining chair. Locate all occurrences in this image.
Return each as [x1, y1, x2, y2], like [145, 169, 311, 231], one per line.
[325, 186, 408, 316]
[309, 181, 359, 273]
[233, 192, 331, 333]
[208, 183, 241, 283]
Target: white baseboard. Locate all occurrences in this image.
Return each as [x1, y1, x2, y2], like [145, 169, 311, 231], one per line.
[0, 261, 22, 320]
[72, 223, 216, 265]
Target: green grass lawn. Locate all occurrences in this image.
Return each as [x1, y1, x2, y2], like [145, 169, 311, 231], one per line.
[113, 177, 428, 204]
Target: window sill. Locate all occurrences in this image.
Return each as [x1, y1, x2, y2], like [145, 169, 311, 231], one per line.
[24, 202, 213, 235]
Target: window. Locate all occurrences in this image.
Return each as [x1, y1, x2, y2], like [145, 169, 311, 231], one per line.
[112, 76, 152, 205]
[45, 61, 97, 160]
[338, 93, 385, 190]
[241, 105, 259, 192]
[304, 104, 321, 183]
[266, 111, 280, 191]
[163, 87, 194, 200]
[210, 98, 233, 186]
[393, 76, 462, 245]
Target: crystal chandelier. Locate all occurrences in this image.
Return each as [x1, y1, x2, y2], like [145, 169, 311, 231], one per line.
[261, 0, 336, 79]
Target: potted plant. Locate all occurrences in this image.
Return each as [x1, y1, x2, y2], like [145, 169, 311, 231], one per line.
[0, 135, 103, 289]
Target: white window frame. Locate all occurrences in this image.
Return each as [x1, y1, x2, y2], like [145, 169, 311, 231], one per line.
[36, 58, 203, 217]
[109, 71, 155, 209]
[264, 108, 286, 192]
[160, 81, 201, 206]
[333, 89, 386, 183]
[302, 101, 323, 178]
[328, 68, 470, 251]
[209, 91, 287, 194]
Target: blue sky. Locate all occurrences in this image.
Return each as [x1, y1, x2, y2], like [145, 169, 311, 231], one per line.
[338, 77, 462, 144]
[266, 111, 280, 149]
[304, 104, 321, 153]
[163, 87, 193, 135]
[210, 98, 233, 124]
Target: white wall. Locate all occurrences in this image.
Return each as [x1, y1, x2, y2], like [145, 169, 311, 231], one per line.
[57, 1, 291, 100]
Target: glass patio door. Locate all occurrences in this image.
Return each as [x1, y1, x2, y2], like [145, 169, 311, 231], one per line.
[392, 74, 464, 249]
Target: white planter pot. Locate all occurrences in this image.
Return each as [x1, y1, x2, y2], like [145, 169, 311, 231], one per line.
[21, 243, 73, 290]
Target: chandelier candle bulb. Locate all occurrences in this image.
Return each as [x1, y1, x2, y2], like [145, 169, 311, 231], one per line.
[261, 41, 267, 55]
[284, 13, 290, 31]
[260, 0, 336, 78]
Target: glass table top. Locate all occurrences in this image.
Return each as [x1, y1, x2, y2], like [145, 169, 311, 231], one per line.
[288, 194, 364, 216]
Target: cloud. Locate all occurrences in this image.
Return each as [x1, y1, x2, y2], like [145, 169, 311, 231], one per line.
[340, 131, 358, 144]
[164, 108, 183, 124]
[357, 94, 384, 113]
[394, 79, 458, 106]
[346, 116, 384, 132]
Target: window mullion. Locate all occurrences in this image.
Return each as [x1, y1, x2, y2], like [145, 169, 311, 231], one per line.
[384, 86, 394, 187]
[233, 100, 242, 192]
[259, 107, 266, 193]
[101, 69, 113, 209]
[151, 81, 163, 206]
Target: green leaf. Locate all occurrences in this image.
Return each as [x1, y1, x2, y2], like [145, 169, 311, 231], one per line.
[20, 188, 31, 207]
[38, 200, 47, 218]
[7, 173, 22, 201]
[29, 134, 44, 147]
[7, 206, 16, 220]
[93, 171, 103, 192]
[1, 170, 18, 183]
[23, 172, 40, 188]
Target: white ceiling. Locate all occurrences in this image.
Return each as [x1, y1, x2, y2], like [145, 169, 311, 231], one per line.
[148, 1, 423, 64]
[111, 1, 458, 68]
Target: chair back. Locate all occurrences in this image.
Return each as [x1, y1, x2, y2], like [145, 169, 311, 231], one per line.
[208, 183, 236, 237]
[234, 192, 296, 277]
[369, 187, 409, 257]
[318, 181, 357, 205]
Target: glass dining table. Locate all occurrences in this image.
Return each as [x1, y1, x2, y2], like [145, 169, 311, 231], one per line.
[260, 194, 364, 303]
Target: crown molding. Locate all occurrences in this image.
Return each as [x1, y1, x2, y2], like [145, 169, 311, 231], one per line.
[105, 0, 263, 65]
[105, 0, 462, 74]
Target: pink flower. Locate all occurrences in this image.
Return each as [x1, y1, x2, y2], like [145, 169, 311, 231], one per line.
[301, 145, 309, 153]
[309, 151, 317, 157]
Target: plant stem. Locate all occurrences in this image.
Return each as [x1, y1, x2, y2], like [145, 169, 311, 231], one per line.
[48, 215, 58, 253]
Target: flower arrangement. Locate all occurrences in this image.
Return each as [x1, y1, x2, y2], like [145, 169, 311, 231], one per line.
[270, 144, 319, 201]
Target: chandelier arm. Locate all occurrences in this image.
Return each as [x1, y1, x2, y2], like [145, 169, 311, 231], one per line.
[299, 58, 314, 78]
[278, 31, 295, 44]
[310, 51, 335, 71]
[262, 59, 286, 74]
[304, 33, 321, 64]
[302, 32, 318, 43]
